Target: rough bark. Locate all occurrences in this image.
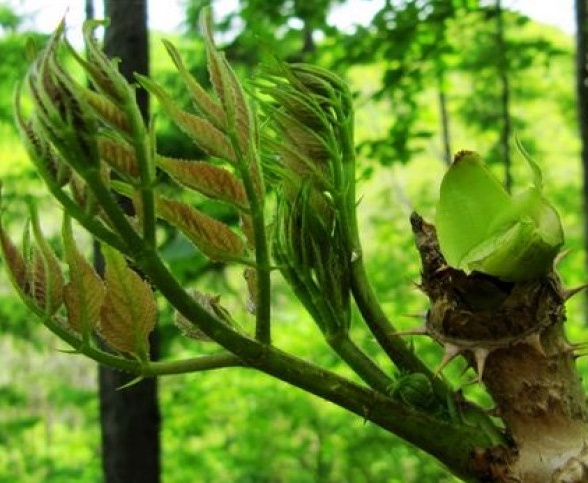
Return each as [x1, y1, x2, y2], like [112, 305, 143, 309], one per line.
[98, 1, 161, 482]
[411, 213, 588, 482]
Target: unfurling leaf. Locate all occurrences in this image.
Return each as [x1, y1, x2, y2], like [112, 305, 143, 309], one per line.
[435, 150, 564, 282]
[200, 10, 251, 154]
[157, 198, 246, 262]
[161, 39, 226, 130]
[62, 216, 105, 339]
[14, 99, 71, 188]
[82, 88, 131, 134]
[157, 156, 248, 210]
[138, 75, 236, 162]
[0, 221, 27, 296]
[390, 373, 436, 410]
[74, 19, 129, 103]
[29, 205, 64, 314]
[175, 291, 234, 341]
[28, 28, 99, 171]
[174, 110, 236, 161]
[99, 245, 156, 360]
[99, 136, 139, 178]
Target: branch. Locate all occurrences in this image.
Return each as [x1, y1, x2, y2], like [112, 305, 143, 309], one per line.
[349, 254, 450, 399]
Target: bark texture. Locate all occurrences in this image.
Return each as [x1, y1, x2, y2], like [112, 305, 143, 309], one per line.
[411, 213, 588, 482]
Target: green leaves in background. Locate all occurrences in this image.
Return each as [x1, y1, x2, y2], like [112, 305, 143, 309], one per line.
[435, 149, 564, 282]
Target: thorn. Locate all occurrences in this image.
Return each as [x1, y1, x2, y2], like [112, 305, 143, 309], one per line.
[473, 347, 490, 382]
[408, 279, 425, 292]
[485, 406, 501, 417]
[388, 325, 428, 337]
[434, 344, 462, 376]
[433, 264, 452, 275]
[563, 283, 588, 301]
[554, 249, 572, 268]
[116, 375, 145, 390]
[401, 311, 427, 320]
[561, 341, 588, 355]
[522, 332, 547, 356]
[56, 348, 81, 354]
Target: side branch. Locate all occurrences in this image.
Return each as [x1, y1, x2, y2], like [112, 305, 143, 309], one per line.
[349, 246, 450, 400]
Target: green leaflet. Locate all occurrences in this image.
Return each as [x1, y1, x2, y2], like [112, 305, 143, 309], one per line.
[99, 245, 157, 361]
[62, 215, 105, 342]
[435, 150, 564, 282]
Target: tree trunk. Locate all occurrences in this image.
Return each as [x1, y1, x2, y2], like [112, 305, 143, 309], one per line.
[85, 0, 94, 21]
[437, 69, 452, 165]
[495, 0, 512, 192]
[98, 1, 161, 482]
[576, 0, 588, 322]
[411, 213, 588, 481]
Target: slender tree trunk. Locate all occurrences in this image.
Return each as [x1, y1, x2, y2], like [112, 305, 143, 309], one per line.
[97, 2, 161, 482]
[85, 0, 94, 21]
[576, 0, 588, 322]
[495, 0, 512, 192]
[301, 22, 316, 56]
[437, 69, 452, 165]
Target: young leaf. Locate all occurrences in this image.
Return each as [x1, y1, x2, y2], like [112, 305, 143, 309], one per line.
[436, 151, 512, 267]
[29, 205, 64, 314]
[435, 150, 564, 282]
[14, 92, 71, 188]
[200, 9, 251, 155]
[175, 291, 235, 342]
[157, 156, 248, 210]
[82, 88, 131, 135]
[137, 75, 236, 162]
[62, 215, 105, 339]
[161, 39, 226, 130]
[0, 220, 27, 297]
[73, 20, 129, 103]
[156, 197, 246, 262]
[99, 245, 156, 360]
[99, 136, 139, 178]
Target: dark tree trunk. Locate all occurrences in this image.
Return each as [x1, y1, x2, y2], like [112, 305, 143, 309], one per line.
[576, 0, 588, 320]
[301, 22, 316, 55]
[437, 69, 451, 165]
[495, 0, 512, 192]
[103, 0, 150, 118]
[97, 1, 161, 482]
[85, 0, 94, 21]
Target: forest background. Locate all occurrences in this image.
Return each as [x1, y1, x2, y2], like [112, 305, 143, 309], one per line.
[0, 0, 585, 481]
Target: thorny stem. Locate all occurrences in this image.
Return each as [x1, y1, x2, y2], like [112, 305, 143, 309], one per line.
[275, 246, 393, 392]
[327, 333, 393, 393]
[112, 243, 499, 482]
[336, 92, 451, 400]
[349, 244, 451, 400]
[6, 18, 514, 480]
[41, 310, 244, 375]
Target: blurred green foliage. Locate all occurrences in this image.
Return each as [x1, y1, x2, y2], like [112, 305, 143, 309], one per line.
[0, 1, 584, 482]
